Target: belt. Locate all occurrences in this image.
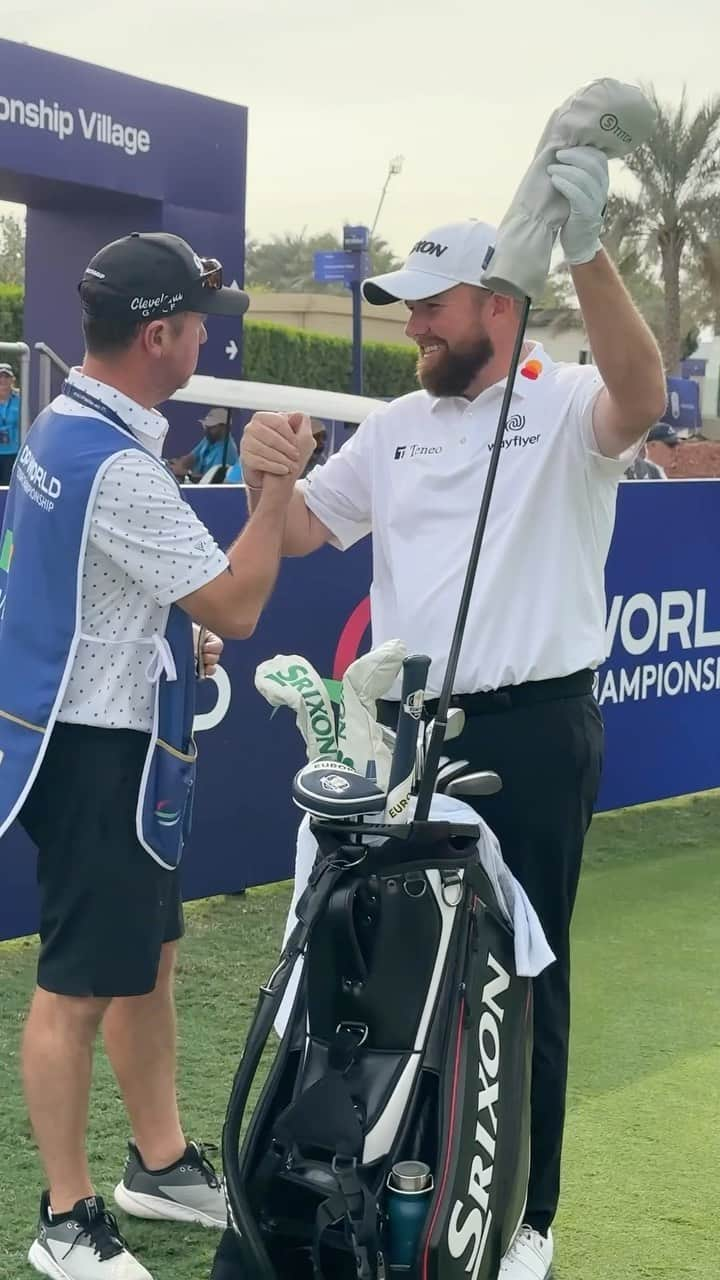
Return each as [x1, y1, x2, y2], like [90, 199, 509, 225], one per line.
[381, 669, 595, 721]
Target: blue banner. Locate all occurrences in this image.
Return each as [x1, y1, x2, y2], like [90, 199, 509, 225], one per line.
[661, 377, 702, 432]
[1, 481, 719, 940]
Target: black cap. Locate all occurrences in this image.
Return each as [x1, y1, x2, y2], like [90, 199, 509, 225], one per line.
[79, 232, 249, 321]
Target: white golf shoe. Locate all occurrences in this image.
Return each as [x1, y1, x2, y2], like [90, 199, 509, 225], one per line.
[499, 1225, 554, 1279]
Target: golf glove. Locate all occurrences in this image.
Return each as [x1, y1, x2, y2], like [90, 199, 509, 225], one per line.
[548, 146, 609, 265]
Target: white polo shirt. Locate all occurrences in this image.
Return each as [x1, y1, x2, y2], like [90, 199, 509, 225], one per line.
[302, 345, 633, 697]
[54, 370, 228, 732]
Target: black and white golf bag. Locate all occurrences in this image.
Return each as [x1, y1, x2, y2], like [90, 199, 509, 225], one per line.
[215, 808, 533, 1280]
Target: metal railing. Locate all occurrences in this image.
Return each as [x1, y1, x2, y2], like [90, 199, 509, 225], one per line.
[0, 341, 31, 440]
[35, 342, 70, 412]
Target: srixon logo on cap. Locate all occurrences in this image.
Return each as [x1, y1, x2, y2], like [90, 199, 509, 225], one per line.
[411, 240, 449, 258]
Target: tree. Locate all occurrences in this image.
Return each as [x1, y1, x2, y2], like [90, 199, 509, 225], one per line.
[684, 203, 720, 331]
[619, 87, 720, 372]
[245, 230, 400, 294]
[0, 213, 24, 286]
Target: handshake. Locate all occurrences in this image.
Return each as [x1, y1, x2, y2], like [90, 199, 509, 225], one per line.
[241, 411, 317, 492]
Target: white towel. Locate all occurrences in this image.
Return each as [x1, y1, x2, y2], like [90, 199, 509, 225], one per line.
[274, 797, 555, 1036]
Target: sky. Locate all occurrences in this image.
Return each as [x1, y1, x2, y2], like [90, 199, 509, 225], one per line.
[1, 0, 719, 256]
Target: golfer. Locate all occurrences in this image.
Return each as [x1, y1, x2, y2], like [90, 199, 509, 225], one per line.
[238, 148, 666, 1279]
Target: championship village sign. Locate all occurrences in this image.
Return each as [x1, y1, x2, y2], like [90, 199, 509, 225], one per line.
[0, 93, 151, 156]
[0, 39, 248, 412]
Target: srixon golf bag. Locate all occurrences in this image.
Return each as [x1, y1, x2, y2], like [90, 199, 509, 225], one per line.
[216, 808, 533, 1280]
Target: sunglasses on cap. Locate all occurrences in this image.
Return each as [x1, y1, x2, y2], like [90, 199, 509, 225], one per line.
[199, 257, 223, 290]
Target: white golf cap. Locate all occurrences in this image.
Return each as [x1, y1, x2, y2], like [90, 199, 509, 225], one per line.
[362, 220, 497, 306]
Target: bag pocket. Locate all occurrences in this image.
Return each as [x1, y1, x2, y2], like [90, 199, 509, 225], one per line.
[143, 736, 197, 867]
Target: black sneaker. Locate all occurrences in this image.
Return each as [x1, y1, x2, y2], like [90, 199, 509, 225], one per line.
[28, 1192, 153, 1279]
[114, 1141, 227, 1229]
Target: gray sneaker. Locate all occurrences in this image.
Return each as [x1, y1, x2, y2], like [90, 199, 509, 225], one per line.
[113, 1141, 227, 1229]
[28, 1192, 153, 1279]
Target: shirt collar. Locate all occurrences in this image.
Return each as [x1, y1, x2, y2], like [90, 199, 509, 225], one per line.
[65, 368, 169, 456]
[429, 342, 552, 414]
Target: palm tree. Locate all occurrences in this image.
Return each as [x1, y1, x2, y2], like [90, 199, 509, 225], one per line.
[686, 204, 720, 331]
[620, 87, 720, 372]
[245, 230, 400, 294]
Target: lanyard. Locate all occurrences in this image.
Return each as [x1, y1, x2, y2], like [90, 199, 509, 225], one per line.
[61, 380, 179, 481]
[61, 380, 138, 435]
[0, 397, 14, 427]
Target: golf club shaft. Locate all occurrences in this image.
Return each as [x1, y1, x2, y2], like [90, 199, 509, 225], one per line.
[415, 295, 532, 821]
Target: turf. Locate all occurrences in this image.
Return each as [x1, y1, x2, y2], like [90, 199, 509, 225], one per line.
[0, 793, 718, 1279]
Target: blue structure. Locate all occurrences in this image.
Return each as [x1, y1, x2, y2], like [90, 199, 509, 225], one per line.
[0, 40, 248, 413]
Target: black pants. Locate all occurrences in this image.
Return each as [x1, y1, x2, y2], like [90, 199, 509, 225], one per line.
[379, 682, 604, 1235]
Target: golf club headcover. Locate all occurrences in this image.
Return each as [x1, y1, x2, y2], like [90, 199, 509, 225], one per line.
[481, 78, 655, 299]
[255, 655, 338, 761]
[337, 640, 406, 788]
[341, 640, 408, 709]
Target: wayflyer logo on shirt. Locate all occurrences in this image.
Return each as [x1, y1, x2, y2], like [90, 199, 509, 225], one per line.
[488, 415, 541, 452]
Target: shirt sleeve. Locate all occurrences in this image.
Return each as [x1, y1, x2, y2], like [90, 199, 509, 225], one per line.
[299, 415, 375, 549]
[89, 451, 229, 606]
[571, 366, 642, 477]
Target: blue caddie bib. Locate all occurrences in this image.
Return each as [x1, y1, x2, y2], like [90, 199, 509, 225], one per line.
[0, 392, 197, 869]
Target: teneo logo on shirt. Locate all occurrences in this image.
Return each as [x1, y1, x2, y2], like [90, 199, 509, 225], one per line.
[394, 443, 444, 460]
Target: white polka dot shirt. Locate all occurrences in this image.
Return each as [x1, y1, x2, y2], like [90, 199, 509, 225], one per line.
[55, 370, 228, 732]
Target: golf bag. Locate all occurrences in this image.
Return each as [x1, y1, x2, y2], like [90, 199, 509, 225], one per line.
[214, 811, 533, 1280]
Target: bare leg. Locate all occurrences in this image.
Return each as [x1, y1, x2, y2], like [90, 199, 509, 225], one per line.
[23, 987, 109, 1213]
[102, 942, 185, 1169]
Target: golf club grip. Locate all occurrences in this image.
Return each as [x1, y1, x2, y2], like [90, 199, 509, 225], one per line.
[385, 654, 430, 819]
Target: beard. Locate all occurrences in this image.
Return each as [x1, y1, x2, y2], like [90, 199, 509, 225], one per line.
[416, 335, 494, 397]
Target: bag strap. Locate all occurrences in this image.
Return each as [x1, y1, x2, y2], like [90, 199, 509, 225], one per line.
[312, 1156, 385, 1280]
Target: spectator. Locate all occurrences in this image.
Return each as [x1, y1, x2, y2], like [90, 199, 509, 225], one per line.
[0, 362, 20, 484]
[624, 443, 667, 479]
[169, 407, 239, 482]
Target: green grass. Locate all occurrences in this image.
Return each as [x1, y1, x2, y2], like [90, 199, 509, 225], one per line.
[1, 795, 718, 1279]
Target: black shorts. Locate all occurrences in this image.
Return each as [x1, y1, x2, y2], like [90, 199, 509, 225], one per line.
[19, 721, 184, 998]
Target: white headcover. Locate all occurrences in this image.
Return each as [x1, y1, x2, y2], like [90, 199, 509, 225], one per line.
[481, 78, 655, 299]
[337, 640, 407, 788]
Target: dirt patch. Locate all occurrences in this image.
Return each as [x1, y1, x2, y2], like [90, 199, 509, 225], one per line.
[647, 439, 720, 479]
